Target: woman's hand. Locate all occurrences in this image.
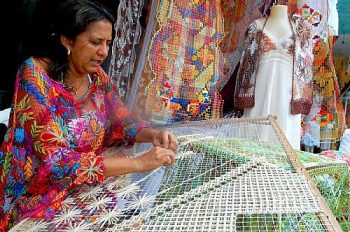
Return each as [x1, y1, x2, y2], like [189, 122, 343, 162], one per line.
[136, 147, 176, 172]
[152, 130, 179, 151]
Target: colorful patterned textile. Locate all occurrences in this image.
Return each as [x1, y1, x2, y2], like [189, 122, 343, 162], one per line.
[320, 150, 350, 170]
[219, 0, 262, 89]
[334, 55, 350, 91]
[284, 0, 298, 14]
[0, 57, 145, 231]
[131, 0, 224, 125]
[298, 1, 346, 147]
[334, 55, 350, 127]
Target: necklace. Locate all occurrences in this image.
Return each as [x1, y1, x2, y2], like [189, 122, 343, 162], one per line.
[61, 74, 92, 95]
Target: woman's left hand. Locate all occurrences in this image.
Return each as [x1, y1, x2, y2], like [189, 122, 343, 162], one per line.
[152, 130, 179, 152]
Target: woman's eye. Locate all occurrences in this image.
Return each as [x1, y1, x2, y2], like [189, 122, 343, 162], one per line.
[91, 40, 100, 45]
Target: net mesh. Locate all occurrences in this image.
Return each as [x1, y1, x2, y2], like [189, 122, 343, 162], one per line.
[10, 116, 341, 231]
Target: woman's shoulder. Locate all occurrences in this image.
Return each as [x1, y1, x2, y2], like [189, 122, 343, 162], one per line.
[17, 57, 35, 73]
[17, 57, 50, 81]
[94, 66, 114, 91]
[17, 57, 62, 97]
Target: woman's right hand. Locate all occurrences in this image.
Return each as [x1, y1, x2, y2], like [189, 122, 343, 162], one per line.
[136, 147, 176, 172]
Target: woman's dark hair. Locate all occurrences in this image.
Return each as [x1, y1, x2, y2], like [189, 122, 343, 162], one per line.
[29, 0, 115, 81]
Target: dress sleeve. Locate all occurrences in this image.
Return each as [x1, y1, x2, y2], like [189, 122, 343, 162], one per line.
[292, 15, 314, 115]
[98, 69, 147, 147]
[0, 60, 105, 220]
[234, 20, 261, 109]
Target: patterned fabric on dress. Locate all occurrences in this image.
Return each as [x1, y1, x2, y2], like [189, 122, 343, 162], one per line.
[234, 16, 314, 148]
[0, 57, 145, 231]
[297, 1, 345, 147]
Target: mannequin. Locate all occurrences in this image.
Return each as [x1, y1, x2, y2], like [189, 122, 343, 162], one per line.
[265, 5, 292, 39]
[234, 5, 314, 149]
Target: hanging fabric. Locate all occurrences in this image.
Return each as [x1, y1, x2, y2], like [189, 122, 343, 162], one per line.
[108, 0, 145, 102]
[298, 0, 345, 148]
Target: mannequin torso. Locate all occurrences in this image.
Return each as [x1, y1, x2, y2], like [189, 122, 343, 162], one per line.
[265, 5, 292, 39]
[235, 4, 314, 149]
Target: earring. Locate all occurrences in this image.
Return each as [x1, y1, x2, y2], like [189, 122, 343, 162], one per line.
[67, 49, 71, 56]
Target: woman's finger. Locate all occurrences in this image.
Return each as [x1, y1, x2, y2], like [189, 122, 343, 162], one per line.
[161, 131, 169, 149]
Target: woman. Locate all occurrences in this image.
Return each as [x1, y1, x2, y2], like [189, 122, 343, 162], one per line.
[0, 0, 178, 230]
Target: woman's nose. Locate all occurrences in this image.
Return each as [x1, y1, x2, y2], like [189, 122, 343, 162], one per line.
[98, 44, 109, 57]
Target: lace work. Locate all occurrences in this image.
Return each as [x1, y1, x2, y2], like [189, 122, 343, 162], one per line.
[108, 0, 144, 101]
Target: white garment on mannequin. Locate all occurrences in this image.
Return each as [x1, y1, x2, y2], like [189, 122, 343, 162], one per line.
[243, 5, 302, 149]
[265, 5, 292, 39]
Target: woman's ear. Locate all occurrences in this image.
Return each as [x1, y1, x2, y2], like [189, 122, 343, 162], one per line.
[60, 35, 73, 51]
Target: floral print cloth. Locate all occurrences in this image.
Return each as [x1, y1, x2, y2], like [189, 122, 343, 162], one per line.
[0, 57, 146, 231]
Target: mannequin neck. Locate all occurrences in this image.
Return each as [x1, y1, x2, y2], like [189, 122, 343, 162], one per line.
[269, 5, 289, 21]
[265, 5, 292, 38]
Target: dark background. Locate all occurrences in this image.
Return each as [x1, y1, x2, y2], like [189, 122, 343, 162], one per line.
[0, 0, 121, 110]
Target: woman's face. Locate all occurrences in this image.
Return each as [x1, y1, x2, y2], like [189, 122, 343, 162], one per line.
[67, 20, 113, 75]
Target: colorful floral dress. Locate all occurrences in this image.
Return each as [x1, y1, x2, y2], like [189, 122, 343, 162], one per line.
[0, 57, 145, 231]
